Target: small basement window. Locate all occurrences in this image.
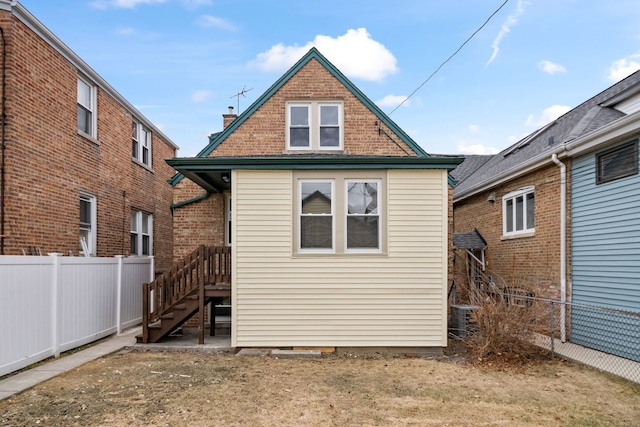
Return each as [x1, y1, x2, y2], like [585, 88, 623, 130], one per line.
[596, 140, 638, 184]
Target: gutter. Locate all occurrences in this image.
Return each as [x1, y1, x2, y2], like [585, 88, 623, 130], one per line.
[170, 191, 211, 212]
[551, 153, 567, 342]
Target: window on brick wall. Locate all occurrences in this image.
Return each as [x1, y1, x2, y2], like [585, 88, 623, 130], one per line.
[77, 76, 97, 138]
[132, 119, 152, 167]
[79, 193, 96, 256]
[286, 101, 343, 150]
[131, 210, 153, 256]
[502, 186, 535, 237]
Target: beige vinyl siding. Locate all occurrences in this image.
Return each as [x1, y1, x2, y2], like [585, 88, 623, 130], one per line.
[232, 169, 448, 348]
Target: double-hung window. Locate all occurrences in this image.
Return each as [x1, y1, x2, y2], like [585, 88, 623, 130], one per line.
[297, 174, 384, 254]
[287, 101, 342, 150]
[77, 76, 97, 138]
[502, 186, 535, 237]
[132, 120, 152, 167]
[346, 181, 380, 250]
[131, 210, 153, 256]
[79, 193, 96, 256]
[299, 180, 334, 251]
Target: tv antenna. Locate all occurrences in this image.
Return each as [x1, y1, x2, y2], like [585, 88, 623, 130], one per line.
[231, 86, 253, 114]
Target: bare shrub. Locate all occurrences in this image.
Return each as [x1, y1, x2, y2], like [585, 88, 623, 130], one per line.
[466, 291, 550, 362]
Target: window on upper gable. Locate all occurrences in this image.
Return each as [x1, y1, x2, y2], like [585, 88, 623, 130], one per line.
[502, 186, 535, 238]
[77, 76, 97, 139]
[287, 101, 343, 151]
[596, 140, 638, 184]
[132, 120, 152, 167]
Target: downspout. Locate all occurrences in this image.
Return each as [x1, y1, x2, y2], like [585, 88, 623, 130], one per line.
[551, 153, 567, 342]
[0, 26, 5, 254]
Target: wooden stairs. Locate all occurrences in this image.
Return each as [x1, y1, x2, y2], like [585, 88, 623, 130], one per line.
[137, 245, 231, 344]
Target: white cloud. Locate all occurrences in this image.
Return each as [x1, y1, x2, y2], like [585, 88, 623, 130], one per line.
[376, 95, 410, 108]
[456, 141, 499, 155]
[468, 124, 480, 133]
[190, 90, 213, 102]
[525, 104, 571, 127]
[607, 52, 640, 82]
[182, 0, 212, 8]
[252, 28, 398, 82]
[486, 0, 528, 67]
[538, 60, 567, 75]
[115, 27, 136, 36]
[196, 15, 237, 31]
[91, 0, 167, 9]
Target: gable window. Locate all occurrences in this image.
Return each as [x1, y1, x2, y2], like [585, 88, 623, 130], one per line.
[131, 210, 152, 256]
[299, 180, 334, 251]
[77, 76, 97, 138]
[503, 187, 535, 237]
[79, 193, 96, 256]
[287, 101, 343, 150]
[346, 181, 380, 250]
[132, 120, 152, 167]
[596, 140, 638, 184]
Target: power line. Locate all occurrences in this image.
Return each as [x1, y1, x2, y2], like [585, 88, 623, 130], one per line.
[388, 0, 510, 116]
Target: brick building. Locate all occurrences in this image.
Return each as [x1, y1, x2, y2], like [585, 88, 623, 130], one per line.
[0, 1, 178, 271]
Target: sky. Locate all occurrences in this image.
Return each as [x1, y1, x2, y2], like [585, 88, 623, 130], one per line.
[19, 0, 640, 157]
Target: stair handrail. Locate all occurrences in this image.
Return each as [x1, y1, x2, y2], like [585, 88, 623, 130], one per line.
[142, 245, 231, 344]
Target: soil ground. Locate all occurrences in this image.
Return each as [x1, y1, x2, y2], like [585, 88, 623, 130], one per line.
[1, 342, 638, 427]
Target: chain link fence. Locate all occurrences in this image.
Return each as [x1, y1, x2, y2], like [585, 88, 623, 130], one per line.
[449, 295, 640, 384]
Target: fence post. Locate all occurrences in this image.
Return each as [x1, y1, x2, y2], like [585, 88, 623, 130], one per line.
[48, 253, 62, 358]
[550, 300, 555, 356]
[115, 255, 124, 335]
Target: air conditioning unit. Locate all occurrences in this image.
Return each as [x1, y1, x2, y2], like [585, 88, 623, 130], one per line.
[449, 304, 478, 339]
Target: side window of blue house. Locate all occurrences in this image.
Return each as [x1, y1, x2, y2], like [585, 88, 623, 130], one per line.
[596, 140, 638, 184]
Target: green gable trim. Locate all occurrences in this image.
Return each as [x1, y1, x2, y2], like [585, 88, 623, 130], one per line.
[170, 47, 436, 188]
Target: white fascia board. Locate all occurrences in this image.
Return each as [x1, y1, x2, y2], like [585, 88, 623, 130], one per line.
[565, 110, 640, 157]
[453, 148, 566, 203]
[454, 111, 640, 203]
[10, 2, 179, 151]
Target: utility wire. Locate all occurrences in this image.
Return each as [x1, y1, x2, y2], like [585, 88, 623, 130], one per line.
[388, 0, 510, 116]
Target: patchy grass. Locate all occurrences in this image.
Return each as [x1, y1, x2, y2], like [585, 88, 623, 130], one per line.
[0, 349, 638, 426]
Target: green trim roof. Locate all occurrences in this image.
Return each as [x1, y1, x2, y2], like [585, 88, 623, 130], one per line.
[167, 155, 463, 193]
[169, 47, 440, 187]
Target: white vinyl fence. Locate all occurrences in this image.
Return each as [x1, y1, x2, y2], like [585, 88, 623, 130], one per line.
[0, 254, 153, 377]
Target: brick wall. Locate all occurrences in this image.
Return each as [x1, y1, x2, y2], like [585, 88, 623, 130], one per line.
[453, 162, 571, 299]
[0, 10, 175, 271]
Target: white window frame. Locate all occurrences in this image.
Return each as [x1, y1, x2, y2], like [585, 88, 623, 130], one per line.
[502, 186, 535, 237]
[79, 192, 96, 256]
[345, 180, 382, 253]
[286, 101, 343, 151]
[298, 179, 335, 253]
[132, 119, 152, 167]
[77, 76, 97, 139]
[131, 210, 153, 256]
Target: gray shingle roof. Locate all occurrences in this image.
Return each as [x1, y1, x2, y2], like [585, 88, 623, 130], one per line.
[453, 229, 487, 249]
[454, 70, 640, 199]
[449, 155, 494, 185]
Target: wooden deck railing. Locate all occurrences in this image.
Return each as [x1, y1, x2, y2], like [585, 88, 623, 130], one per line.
[142, 245, 231, 343]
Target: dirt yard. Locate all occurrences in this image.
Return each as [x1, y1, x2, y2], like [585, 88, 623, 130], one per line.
[1, 345, 638, 426]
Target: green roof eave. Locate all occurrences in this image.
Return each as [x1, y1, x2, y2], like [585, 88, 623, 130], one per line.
[167, 155, 463, 171]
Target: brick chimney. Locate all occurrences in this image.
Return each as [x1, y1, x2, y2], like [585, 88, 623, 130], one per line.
[223, 106, 237, 128]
